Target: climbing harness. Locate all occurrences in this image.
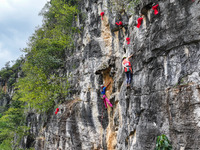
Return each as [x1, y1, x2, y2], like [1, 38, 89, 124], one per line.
[100, 12, 104, 20]
[152, 4, 159, 15]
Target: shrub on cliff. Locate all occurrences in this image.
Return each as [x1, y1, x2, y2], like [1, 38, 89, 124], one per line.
[155, 134, 172, 150]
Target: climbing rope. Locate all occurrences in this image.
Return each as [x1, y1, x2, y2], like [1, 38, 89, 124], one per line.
[100, 98, 105, 128]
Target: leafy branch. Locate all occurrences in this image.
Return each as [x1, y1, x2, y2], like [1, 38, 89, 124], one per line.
[155, 134, 172, 150]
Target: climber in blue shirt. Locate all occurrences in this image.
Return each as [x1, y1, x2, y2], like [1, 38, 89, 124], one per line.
[101, 81, 112, 108]
[101, 81, 111, 95]
[101, 86, 107, 95]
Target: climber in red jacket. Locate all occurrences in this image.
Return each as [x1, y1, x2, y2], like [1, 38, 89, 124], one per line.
[122, 54, 133, 87]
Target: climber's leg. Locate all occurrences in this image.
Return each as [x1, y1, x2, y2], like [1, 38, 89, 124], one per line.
[125, 72, 129, 85]
[104, 97, 112, 107]
[103, 95, 107, 108]
[128, 72, 132, 85]
[126, 72, 132, 87]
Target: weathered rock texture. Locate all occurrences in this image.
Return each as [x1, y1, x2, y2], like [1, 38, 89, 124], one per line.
[26, 0, 200, 149]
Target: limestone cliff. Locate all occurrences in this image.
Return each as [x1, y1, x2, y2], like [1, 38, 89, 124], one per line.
[25, 0, 200, 149]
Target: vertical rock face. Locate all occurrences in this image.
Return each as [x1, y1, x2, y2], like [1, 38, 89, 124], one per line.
[31, 0, 200, 150]
[0, 81, 12, 112]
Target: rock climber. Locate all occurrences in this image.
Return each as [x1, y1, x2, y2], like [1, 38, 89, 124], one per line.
[101, 82, 112, 108]
[122, 54, 133, 87]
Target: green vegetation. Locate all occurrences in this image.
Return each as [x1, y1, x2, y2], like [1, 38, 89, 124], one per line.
[14, 66, 70, 112]
[15, 0, 78, 112]
[24, 0, 79, 74]
[0, 0, 79, 149]
[155, 134, 172, 150]
[0, 100, 29, 149]
[0, 59, 23, 87]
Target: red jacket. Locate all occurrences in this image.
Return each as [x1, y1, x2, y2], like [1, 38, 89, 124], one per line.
[123, 59, 132, 72]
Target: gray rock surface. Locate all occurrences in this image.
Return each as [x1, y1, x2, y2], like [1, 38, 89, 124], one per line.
[25, 0, 200, 149]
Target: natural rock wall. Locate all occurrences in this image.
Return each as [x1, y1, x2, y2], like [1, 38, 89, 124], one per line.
[27, 0, 200, 149]
[0, 81, 12, 113]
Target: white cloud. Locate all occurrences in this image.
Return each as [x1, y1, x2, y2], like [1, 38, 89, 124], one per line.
[0, 0, 48, 25]
[0, 0, 50, 69]
[0, 0, 15, 21]
[0, 42, 14, 66]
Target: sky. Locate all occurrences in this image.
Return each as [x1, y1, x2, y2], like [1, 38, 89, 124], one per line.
[0, 0, 50, 69]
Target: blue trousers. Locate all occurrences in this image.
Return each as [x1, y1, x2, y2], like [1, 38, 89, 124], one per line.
[125, 71, 132, 84]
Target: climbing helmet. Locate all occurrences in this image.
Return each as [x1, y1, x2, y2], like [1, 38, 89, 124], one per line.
[122, 55, 127, 60]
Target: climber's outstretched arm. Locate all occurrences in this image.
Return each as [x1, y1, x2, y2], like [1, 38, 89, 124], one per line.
[106, 81, 111, 88]
[127, 54, 134, 61]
